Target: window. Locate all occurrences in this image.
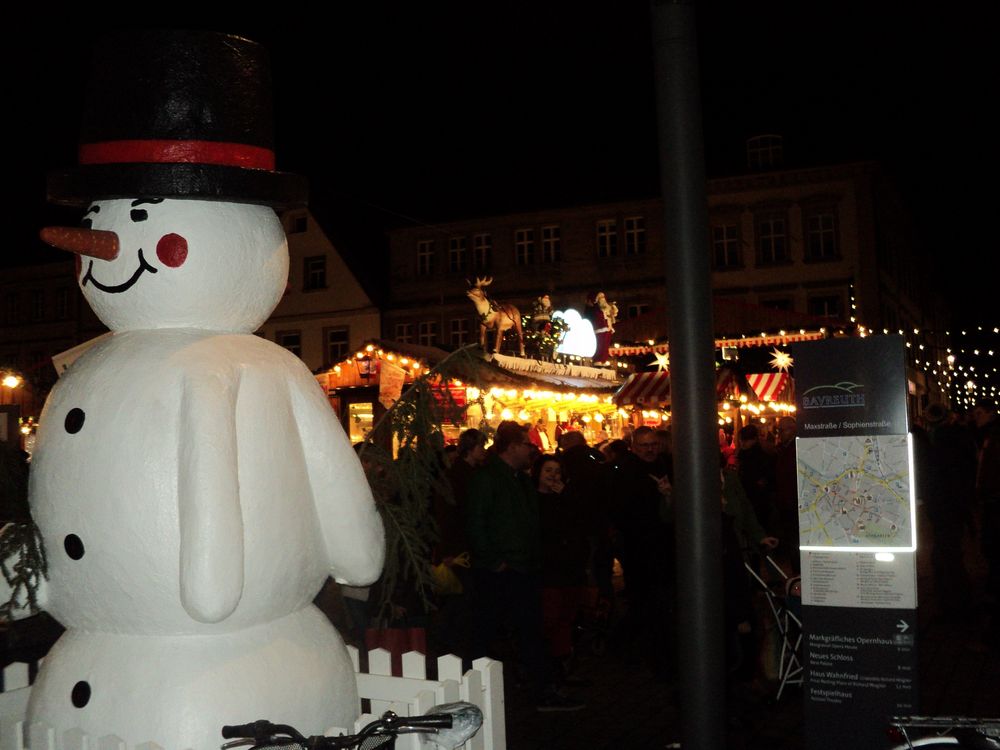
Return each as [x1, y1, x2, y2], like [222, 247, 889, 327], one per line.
[325, 327, 349, 364]
[760, 298, 793, 311]
[303, 256, 327, 291]
[419, 321, 438, 346]
[712, 224, 741, 269]
[625, 217, 646, 256]
[808, 294, 843, 319]
[627, 303, 650, 318]
[289, 213, 308, 234]
[417, 240, 435, 276]
[746, 134, 783, 170]
[473, 234, 492, 269]
[277, 331, 302, 357]
[806, 212, 838, 260]
[30, 290, 44, 321]
[541, 225, 561, 262]
[395, 323, 413, 344]
[450, 318, 470, 346]
[515, 229, 535, 265]
[596, 219, 618, 258]
[4, 293, 20, 325]
[448, 236, 468, 273]
[55, 288, 71, 319]
[756, 214, 788, 265]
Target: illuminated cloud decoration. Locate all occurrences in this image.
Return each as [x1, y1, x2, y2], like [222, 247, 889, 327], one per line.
[553, 308, 597, 358]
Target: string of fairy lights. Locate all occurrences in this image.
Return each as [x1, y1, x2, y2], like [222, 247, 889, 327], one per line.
[845, 284, 998, 409]
[328, 285, 1000, 426]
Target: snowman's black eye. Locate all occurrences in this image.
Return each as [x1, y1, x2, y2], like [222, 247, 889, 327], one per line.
[81, 204, 99, 228]
[129, 197, 163, 222]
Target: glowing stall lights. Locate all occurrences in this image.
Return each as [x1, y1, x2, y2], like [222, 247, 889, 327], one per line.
[2, 374, 21, 389]
[500, 408, 513, 420]
[467, 387, 481, 400]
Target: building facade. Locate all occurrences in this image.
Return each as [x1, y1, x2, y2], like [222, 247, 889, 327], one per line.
[257, 208, 380, 372]
[384, 160, 948, 408]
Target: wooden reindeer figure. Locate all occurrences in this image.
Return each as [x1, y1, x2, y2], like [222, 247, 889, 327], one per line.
[466, 276, 525, 356]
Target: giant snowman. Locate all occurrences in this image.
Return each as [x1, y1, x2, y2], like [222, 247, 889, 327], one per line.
[26, 30, 385, 747]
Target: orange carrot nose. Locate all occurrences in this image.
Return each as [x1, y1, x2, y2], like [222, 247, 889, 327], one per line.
[40, 227, 120, 260]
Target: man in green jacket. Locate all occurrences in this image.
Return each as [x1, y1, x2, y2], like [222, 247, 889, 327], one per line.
[467, 421, 583, 711]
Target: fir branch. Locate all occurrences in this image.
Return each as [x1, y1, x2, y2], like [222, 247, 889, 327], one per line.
[0, 521, 47, 619]
[358, 345, 486, 623]
[1, 442, 47, 619]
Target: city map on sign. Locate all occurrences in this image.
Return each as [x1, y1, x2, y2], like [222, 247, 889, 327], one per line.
[797, 434, 915, 551]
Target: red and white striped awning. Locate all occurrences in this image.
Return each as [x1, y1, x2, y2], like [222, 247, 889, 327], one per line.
[745, 372, 790, 402]
[614, 368, 747, 407]
[613, 372, 670, 406]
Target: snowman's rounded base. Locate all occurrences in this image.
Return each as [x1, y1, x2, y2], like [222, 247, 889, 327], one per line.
[26, 605, 358, 748]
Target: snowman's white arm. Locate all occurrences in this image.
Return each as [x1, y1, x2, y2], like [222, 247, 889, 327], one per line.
[291, 381, 385, 586]
[177, 374, 244, 623]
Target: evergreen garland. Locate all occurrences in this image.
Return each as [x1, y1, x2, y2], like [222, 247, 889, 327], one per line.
[516, 313, 569, 361]
[0, 442, 47, 619]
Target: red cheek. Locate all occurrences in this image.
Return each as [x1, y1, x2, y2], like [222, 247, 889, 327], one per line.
[156, 233, 188, 268]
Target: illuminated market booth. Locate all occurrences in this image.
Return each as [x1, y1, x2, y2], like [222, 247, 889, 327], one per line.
[608, 331, 824, 435]
[316, 340, 626, 447]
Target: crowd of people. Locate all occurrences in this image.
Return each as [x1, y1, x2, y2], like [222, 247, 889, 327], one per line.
[350, 414, 802, 713]
[337, 397, 1000, 714]
[913, 399, 1000, 642]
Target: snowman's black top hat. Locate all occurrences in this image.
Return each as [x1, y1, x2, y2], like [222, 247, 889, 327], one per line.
[47, 29, 307, 209]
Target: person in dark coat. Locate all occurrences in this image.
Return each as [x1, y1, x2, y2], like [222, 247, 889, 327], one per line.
[611, 426, 675, 679]
[466, 422, 583, 711]
[533, 454, 590, 677]
[920, 404, 977, 618]
[737, 424, 776, 533]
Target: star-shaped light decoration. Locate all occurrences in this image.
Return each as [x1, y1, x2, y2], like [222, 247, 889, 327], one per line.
[650, 351, 670, 372]
[769, 348, 794, 373]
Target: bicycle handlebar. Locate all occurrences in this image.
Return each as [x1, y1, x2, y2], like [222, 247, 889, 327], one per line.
[391, 715, 453, 729]
[221, 723, 256, 739]
[222, 701, 480, 750]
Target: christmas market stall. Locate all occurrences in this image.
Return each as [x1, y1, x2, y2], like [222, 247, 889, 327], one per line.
[608, 330, 822, 435]
[316, 340, 626, 448]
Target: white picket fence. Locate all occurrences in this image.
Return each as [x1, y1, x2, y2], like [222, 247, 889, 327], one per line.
[0, 647, 505, 750]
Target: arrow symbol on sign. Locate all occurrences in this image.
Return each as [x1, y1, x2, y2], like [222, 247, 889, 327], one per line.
[896, 620, 909, 633]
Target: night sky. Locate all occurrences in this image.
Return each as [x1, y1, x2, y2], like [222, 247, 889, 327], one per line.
[8, 9, 995, 326]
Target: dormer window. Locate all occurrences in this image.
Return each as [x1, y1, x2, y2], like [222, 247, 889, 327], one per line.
[746, 134, 783, 170]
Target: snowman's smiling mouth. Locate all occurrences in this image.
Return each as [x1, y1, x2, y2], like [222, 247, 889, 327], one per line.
[82, 249, 158, 294]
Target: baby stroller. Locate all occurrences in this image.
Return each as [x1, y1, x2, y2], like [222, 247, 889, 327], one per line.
[744, 555, 803, 702]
